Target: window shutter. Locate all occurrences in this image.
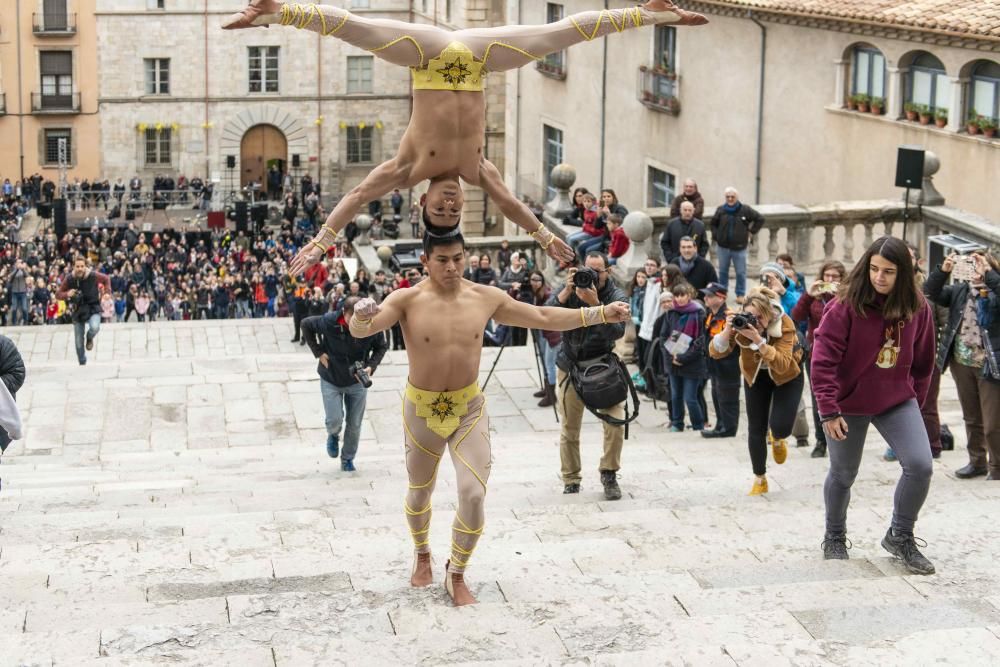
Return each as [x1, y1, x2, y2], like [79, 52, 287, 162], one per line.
[40, 51, 72, 75]
[37, 129, 46, 165]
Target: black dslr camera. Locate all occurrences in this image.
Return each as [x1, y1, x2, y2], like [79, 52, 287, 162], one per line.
[571, 267, 600, 290]
[732, 312, 759, 330]
[351, 361, 372, 388]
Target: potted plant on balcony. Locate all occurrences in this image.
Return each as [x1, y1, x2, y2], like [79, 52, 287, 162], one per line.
[846, 94, 857, 111]
[869, 97, 884, 115]
[642, 90, 653, 102]
[934, 109, 948, 128]
[979, 116, 998, 138]
[904, 102, 919, 121]
[917, 104, 932, 125]
[967, 110, 980, 135]
[665, 96, 681, 114]
[854, 94, 870, 113]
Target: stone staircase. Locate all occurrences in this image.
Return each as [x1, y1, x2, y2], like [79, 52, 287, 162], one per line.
[1, 320, 999, 665]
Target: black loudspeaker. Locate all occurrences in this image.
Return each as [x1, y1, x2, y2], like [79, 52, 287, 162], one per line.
[37, 202, 52, 219]
[292, 154, 301, 168]
[53, 198, 67, 238]
[226, 155, 237, 169]
[251, 202, 268, 225]
[895, 146, 925, 189]
[234, 200, 249, 233]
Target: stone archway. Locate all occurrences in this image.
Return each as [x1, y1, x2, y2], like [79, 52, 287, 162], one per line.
[220, 105, 310, 194]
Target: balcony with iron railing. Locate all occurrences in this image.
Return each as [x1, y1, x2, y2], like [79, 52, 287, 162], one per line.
[32, 12, 77, 36]
[637, 66, 680, 115]
[32, 92, 80, 114]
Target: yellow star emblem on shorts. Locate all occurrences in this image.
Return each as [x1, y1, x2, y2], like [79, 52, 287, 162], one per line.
[430, 393, 457, 421]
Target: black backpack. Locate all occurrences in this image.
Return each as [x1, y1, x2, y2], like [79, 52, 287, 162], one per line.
[641, 336, 672, 409]
[561, 352, 641, 438]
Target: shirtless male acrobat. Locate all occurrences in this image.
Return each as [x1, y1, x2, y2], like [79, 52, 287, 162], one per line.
[223, 1, 708, 275]
[346, 229, 629, 605]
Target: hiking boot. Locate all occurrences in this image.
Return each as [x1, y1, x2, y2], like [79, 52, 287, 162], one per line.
[563, 483, 580, 494]
[881, 529, 935, 575]
[811, 441, 827, 458]
[600, 470, 622, 501]
[537, 383, 556, 408]
[326, 434, 339, 458]
[532, 386, 546, 398]
[748, 476, 768, 496]
[341, 459, 356, 472]
[821, 533, 851, 560]
[768, 431, 787, 465]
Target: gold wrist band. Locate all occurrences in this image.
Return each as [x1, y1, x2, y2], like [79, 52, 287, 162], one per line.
[353, 316, 373, 326]
[530, 226, 555, 249]
[580, 306, 604, 327]
[309, 240, 329, 253]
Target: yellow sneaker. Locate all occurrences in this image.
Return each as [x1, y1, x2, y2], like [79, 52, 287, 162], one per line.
[769, 430, 788, 465]
[748, 476, 768, 496]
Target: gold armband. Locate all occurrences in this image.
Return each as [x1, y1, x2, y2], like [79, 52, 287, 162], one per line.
[309, 240, 329, 253]
[530, 226, 555, 250]
[352, 316, 373, 327]
[579, 305, 606, 328]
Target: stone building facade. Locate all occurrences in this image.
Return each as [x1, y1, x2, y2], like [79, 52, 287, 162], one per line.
[505, 0, 1000, 223]
[94, 0, 508, 233]
[0, 0, 101, 182]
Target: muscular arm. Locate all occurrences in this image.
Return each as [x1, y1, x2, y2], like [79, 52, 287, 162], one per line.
[320, 158, 410, 236]
[476, 158, 544, 236]
[493, 291, 625, 331]
[349, 288, 408, 339]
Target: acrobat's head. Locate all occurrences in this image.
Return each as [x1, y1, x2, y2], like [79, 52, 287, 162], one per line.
[421, 175, 464, 232]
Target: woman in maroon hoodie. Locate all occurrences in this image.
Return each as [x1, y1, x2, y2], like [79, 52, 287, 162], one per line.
[791, 260, 846, 459]
[811, 236, 936, 574]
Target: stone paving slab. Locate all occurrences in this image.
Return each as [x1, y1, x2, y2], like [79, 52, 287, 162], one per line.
[0, 319, 998, 664]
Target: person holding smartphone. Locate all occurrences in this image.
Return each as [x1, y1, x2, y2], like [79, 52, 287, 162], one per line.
[791, 260, 846, 458]
[811, 237, 937, 573]
[924, 251, 1000, 480]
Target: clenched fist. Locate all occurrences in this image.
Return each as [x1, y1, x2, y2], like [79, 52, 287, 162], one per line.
[353, 297, 380, 321]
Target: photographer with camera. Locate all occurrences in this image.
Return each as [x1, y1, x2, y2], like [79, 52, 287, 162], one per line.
[55, 257, 111, 366]
[301, 295, 388, 472]
[547, 251, 629, 500]
[710, 286, 804, 496]
[925, 251, 1000, 480]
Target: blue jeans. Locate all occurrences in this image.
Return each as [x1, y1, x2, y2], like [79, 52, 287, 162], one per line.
[566, 230, 592, 250]
[669, 372, 704, 430]
[538, 336, 559, 385]
[320, 378, 367, 462]
[716, 246, 748, 297]
[577, 235, 606, 260]
[10, 293, 29, 326]
[73, 313, 102, 364]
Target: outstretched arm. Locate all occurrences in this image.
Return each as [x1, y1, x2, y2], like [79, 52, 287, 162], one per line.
[290, 157, 409, 276]
[493, 291, 629, 330]
[348, 292, 407, 339]
[476, 158, 575, 263]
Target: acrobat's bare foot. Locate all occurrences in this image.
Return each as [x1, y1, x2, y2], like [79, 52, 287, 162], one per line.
[410, 552, 433, 587]
[641, 0, 709, 26]
[444, 560, 477, 606]
[222, 0, 282, 29]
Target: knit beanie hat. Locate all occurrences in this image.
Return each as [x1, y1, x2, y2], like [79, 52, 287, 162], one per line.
[759, 262, 789, 288]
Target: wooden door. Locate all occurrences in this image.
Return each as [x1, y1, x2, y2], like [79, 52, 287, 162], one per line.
[240, 124, 287, 195]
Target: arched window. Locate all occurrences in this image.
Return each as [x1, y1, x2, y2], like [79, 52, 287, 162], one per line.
[907, 52, 949, 113]
[852, 46, 886, 99]
[970, 60, 1000, 123]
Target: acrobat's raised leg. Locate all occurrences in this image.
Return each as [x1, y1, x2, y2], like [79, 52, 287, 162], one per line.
[456, 0, 707, 72]
[223, 1, 453, 69]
